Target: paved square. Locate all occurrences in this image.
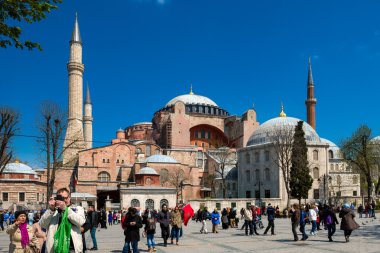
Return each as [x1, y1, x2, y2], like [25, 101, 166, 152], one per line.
[0, 216, 379, 253]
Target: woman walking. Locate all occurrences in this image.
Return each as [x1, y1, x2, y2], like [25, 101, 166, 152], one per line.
[324, 205, 339, 242]
[6, 210, 40, 253]
[339, 203, 359, 242]
[170, 206, 182, 245]
[122, 208, 143, 253]
[309, 204, 318, 236]
[143, 209, 157, 253]
[211, 208, 220, 233]
[221, 208, 229, 229]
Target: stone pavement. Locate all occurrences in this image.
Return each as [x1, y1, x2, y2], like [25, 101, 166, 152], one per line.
[0, 216, 379, 253]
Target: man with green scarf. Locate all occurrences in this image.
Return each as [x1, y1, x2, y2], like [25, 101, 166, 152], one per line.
[40, 188, 86, 253]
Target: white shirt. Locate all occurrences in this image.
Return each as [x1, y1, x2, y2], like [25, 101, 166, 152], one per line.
[309, 209, 317, 221]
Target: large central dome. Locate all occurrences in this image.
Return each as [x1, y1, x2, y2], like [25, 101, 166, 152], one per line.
[247, 116, 321, 146]
[165, 93, 218, 107]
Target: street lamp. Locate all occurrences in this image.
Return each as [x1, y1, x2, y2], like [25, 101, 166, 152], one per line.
[318, 174, 332, 204]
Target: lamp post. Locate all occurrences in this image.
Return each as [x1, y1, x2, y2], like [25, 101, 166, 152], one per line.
[318, 174, 332, 204]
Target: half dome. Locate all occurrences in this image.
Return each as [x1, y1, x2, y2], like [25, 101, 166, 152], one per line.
[247, 116, 321, 146]
[136, 167, 159, 175]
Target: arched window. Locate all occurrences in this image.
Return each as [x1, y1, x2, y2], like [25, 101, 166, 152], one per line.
[160, 199, 169, 208]
[145, 199, 154, 210]
[353, 175, 358, 184]
[330, 164, 334, 171]
[98, 171, 110, 182]
[313, 150, 319, 161]
[159, 169, 169, 185]
[313, 167, 319, 179]
[265, 168, 270, 181]
[131, 199, 140, 207]
[328, 150, 334, 159]
[337, 175, 342, 185]
[245, 153, 250, 164]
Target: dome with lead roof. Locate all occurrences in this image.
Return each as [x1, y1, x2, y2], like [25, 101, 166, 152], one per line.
[136, 167, 159, 175]
[146, 154, 178, 163]
[3, 161, 37, 175]
[247, 114, 321, 146]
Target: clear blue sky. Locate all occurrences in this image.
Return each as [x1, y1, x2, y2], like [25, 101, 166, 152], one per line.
[1, 0, 380, 168]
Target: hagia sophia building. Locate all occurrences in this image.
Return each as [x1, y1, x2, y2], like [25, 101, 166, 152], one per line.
[0, 14, 362, 212]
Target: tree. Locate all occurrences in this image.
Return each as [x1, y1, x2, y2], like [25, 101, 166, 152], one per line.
[289, 121, 313, 204]
[268, 125, 294, 209]
[167, 168, 187, 204]
[208, 147, 236, 198]
[204, 173, 217, 198]
[37, 101, 79, 206]
[341, 125, 380, 203]
[0, 0, 61, 50]
[0, 107, 19, 174]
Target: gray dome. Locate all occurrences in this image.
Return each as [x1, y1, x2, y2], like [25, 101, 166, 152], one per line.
[247, 116, 321, 146]
[136, 167, 158, 175]
[146, 154, 178, 163]
[3, 162, 37, 175]
[321, 138, 341, 159]
[165, 94, 218, 107]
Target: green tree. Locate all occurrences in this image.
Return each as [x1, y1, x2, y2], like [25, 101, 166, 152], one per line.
[340, 125, 380, 203]
[289, 121, 313, 204]
[0, 0, 61, 50]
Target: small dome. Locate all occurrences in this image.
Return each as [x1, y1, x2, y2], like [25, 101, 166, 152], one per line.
[165, 94, 218, 107]
[146, 154, 178, 163]
[3, 162, 37, 175]
[320, 138, 341, 159]
[136, 167, 158, 175]
[247, 116, 321, 146]
[133, 122, 152, 126]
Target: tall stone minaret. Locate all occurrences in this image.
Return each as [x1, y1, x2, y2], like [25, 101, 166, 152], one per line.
[84, 82, 93, 149]
[63, 13, 85, 166]
[305, 57, 317, 130]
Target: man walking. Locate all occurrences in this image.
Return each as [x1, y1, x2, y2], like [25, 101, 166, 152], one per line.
[263, 204, 275, 235]
[200, 207, 209, 234]
[291, 204, 300, 241]
[243, 207, 253, 236]
[158, 204, 171, 247]
[299, 205, 308, 241]
[88, 205, 99, 250]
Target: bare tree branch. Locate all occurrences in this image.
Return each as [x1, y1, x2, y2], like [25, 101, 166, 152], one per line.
[0, 107, 19, 174]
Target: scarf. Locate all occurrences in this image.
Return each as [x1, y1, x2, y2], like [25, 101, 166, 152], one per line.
[19, 223, 29, 248]
[53, 207, 72, 253]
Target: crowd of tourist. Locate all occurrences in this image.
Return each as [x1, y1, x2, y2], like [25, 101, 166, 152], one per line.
[0, 189, 378, 253]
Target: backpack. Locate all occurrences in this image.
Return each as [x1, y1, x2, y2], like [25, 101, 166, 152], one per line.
[147, 218, 156, 230]
[325, 215, 333, 225]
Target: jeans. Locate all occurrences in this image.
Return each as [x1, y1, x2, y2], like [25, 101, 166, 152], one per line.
[91, 227, 98, 248]
[311, 220, 317, 234]
[291, 223, 299, 240]
[147, 233, 155, 248]
[171, 227, 180, 242]
[299, 223, 308, 240]
[244, 220, 253, 235]
[359, 211, 363, 218]
[122, 241, 138, 253]
[327, 224, 336, 238]
[264, 220, 274, 235]
[200, 220, 208, 233]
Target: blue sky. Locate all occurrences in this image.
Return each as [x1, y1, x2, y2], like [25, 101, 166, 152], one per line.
[1, 0, 380, 167]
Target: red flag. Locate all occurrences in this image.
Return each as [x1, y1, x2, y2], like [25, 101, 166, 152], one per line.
[182, 203, 194, 226]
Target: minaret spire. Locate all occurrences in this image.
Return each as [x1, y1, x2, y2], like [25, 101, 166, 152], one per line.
[85, 81, 91, 104]
[71, 12, 82, 44]
[279, 102, 286, 117]
[305, 57, 317, 130]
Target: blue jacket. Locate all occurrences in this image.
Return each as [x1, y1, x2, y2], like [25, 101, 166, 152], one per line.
[4, 212, 10, 221]
[267, 206, 275, 221]
[300, 210, 307, 224]
[211, 211, 220, 225]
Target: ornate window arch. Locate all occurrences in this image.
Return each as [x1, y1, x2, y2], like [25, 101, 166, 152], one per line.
[98, 171, 110, 182]
[313, 167, 319, 179]
[131, 199, 140, 207]
[328, 150, 334, 159]
[145, 199, 154, 210]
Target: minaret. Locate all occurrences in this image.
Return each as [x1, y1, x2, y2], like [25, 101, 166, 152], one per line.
[84, 82, 93, 149]
[305, 57, 317, 130]
[63, 13, 85, 166]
